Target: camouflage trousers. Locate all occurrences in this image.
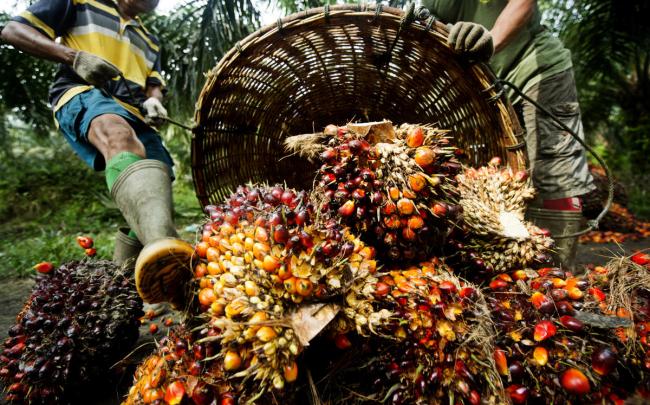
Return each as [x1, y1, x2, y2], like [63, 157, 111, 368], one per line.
[516, 69, 595, 200]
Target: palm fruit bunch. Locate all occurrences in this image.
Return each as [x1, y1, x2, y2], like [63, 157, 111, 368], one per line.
[0, 260, 142, 404]
[287, 121, 462, 263]
[123, 326, 238, 405]
[485, 264, 649, 403]
[190, 184, 378, 398]
[448, 158, 553, 275]
[324, 260, 504, 404]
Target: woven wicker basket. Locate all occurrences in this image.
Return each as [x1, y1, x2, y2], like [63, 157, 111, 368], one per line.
[192, 4, 526, 207]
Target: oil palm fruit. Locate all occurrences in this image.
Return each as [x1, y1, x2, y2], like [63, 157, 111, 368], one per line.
[286, 121, 461, 264]
[0, 260, 142, 404]
[485, 264, 649, 402]
[191, 184, 378, 398]
[327, 260, 505, 404]
[449, 159, 554, 274]
[123, 326, 239, 405]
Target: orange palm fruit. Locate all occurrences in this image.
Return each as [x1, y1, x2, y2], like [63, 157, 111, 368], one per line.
[414, 147, 435, 166]
[408, 173, 427, 192]
[406, 127, 424, 147]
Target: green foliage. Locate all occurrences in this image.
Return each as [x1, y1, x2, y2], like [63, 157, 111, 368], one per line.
[144, 0, 260, 119]
[0, 12, 57, 136]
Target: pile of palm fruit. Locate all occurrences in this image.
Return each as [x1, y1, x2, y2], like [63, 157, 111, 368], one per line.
[0, 260, 143, 404]
[119, 121, 650, 404]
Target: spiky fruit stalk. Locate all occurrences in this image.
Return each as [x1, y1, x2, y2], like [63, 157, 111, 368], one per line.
[450, 160, 554, 274]
[0, 260, 142, 404]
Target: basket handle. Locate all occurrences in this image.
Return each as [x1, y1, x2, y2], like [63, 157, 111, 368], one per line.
[494, 79, 614, 239]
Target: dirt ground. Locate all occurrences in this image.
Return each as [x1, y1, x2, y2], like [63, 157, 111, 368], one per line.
[0, 238, 648, 404]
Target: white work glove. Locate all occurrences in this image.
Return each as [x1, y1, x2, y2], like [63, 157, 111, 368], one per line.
[72, 51, 121, 87]
[142, 97, 168, 127]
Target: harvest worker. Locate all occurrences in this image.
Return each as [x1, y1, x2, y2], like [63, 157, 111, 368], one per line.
[422, 0, 595, 268]
[1, 0, 193, 306]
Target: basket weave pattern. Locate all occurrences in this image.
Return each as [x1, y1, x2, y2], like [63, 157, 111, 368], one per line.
[192, 5, 525, 207]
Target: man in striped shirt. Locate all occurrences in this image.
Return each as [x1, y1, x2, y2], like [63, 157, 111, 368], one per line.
[1, 0, 194, 307]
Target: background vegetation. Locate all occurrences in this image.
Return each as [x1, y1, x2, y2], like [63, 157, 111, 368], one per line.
[0, 0, 648, 277]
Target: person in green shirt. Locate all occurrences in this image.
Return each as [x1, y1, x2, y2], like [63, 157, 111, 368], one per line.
[422, 0, 595, 268]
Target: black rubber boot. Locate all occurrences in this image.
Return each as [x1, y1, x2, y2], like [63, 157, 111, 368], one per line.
[111, 160, 194, 307]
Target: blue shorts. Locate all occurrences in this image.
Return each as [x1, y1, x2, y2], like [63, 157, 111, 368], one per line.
[55, 88, 174, 172]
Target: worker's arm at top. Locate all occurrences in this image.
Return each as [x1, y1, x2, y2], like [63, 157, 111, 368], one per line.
[1, 21, 120, 87]
[491, 0, 536, 53]
[1, 21, 76, 65]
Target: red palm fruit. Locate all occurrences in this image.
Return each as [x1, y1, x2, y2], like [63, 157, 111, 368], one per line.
[408, 174, 427, 192]
[407, 215, 424, 230]
[320, 148, 337, 162]
[339, 200, 355, 217]
[556, 300, 575, 315]
[149, 323, 159, 334]
[382, 201, 397, 215]
[507, 385, 529, 404]
[164, 381, 186, 405]
[406, 127, 424, 147]
[402, 227, 417, 241]
[352, 189, 366, 200]
[560, 316, 584, 332]
[591, 346, 617, 376]
[530, 292, 552, 310]
[85, 248, 97, 257]
[273, 225, 289, 244]
[284, 361, 299, 383]
[489, 279, 509, 290]
[396, 198, 415, 215]
[631, 252, 650, 266]
[494, 348, 508, 376]
[414, 147, 435, 166]
[560, 368, 590, 395]
[195, 241, 209, 258]
[588, 287, 606, 302]
[432, 202, 447, 217]
[334, 334, 352, 350]
[33, 262, 54, 274]
[534, 320, 557, 341]
[469, 390, 481, 405]
[384, 215, 401, 229]
[375, 282, 390, 296]
[76, 235, 94, 249]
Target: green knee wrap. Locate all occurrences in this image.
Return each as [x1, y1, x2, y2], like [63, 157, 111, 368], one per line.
[105, 152, 143, 191]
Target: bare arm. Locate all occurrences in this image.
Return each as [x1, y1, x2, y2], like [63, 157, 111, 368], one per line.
[491, 0, 536, 53]
[0, 21, 76, 65]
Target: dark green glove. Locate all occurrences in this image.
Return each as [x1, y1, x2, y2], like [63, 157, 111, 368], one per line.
[448, 22, 494, 62]
[72, 51, 121, 87]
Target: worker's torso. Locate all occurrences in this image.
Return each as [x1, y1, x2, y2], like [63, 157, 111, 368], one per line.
[15, 0, 163, 113]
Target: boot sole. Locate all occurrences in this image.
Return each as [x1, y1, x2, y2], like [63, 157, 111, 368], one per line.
[135, 238, 195, 307]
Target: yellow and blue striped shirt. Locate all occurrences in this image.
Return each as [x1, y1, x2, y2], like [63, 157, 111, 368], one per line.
[12, 0, 165, 118]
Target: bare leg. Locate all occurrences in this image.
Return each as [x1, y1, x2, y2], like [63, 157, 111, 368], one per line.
[87, 113, 146, 162]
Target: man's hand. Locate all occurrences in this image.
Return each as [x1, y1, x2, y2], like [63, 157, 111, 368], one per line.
[73, 51, 121, 87]
[448, 22, 494, 62]
[142, 97, 168, 127]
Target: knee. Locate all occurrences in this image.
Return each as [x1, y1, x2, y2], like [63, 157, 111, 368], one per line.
[90, 115, 145, 157]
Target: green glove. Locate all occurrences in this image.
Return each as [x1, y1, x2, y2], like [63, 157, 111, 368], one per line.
[448, 22, 494, 62]
[72, 51, 121, 87]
